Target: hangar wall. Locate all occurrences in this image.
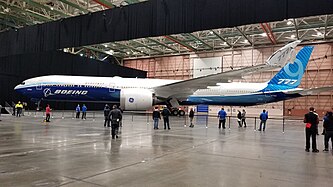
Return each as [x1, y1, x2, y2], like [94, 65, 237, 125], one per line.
[124, 43, 333, 117]
[0, 51, 146, 110]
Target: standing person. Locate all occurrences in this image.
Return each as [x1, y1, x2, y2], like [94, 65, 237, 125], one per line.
[108, 105, 122, 139]
[12, 103, 16, 116]
[15, 101, 23, 117]
[241, 109, 247, 127]
[323, 112, 333, 152]
[237, 110, 242, 127]
[161, 107, 171, 130]
[152, 107, 161, 129]
[81, 104, 87, 120]
[258, 110, 268, 131]
[218, 107, 227, 129]
[75, 104, 80, 119]
[45, 104, 51, 122]
[304, 107, 319, 152]
[189, 108, 195, 128]
[103, 104, 111, 127]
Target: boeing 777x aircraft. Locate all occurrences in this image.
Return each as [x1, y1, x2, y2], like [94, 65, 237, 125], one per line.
[14, 41, 333, 115]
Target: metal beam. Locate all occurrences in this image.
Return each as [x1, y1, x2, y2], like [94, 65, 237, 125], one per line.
[92, 0, 115, 9]
[146, 38, 179, 52]
[259, 23, 275, 44]
[84, 46, 123, 58]
[324, 15, 328, 40]
[293, 18, 300, 40]
[131, 40, 164, 54]
[115, 42, 150, 56]
[187, 33, 213, 50]
[236, 27, 253, 46]
[211, 30, 233, 47]
[22, 0, 70, 18]
[57, 0, 90, 13]
[164, 35, 196, 52]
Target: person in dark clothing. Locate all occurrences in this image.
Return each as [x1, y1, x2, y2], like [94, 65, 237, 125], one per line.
[103, 104, 110, 127]
[241, 109, 247, 127]
[323, 112, 333, 152]
[237, 110, 242, 127]
[304, 107, 319, 152]
[108, 105, 122, 139]
[258, 110, 268, 131]
[161, 107, 171, 130]
[189, 108, 195, 128]
[152, 107, 161, 129]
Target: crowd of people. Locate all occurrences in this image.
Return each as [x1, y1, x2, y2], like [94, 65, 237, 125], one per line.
[4, 101, 333, 152]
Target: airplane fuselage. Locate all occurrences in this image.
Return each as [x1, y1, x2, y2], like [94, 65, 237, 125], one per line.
[14, 75, 301, 107]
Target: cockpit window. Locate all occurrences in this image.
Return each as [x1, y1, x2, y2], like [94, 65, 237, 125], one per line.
[20, 82, 25, 85]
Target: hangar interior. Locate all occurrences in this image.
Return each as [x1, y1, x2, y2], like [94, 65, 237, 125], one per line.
[1, 0, 333, 116]
[1, 0, 333, 186]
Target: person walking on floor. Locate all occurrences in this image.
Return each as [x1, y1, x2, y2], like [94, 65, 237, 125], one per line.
[152, 107, 161, 129]
[237, 110, 242, 127]
[15, 101, 23, 117]
[104, 104, 111, 127]
[218, 107, 227, 129]
[189, 108, 195, 128]
[81, 104, 87, 120]
[108, 105, 122, 139]
[241, 109, 247, 127]
[258, 110, 268, 131]
[75, 104, 80, 119]
[161, 107, 171, 130]
[323, 111, 333, 152]
[45, 104, 51, 122]
[304, 107, 319, 152]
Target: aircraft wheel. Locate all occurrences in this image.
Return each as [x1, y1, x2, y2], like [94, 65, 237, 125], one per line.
[178, 110, 185, 116]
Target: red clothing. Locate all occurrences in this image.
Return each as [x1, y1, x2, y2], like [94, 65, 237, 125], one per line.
[46, 106, 51, 114]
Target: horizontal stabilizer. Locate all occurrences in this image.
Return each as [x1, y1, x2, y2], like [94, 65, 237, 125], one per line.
[283, 86, 333, 95]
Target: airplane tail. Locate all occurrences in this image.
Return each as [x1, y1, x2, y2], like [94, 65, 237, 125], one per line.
[264, 46, 314, 91]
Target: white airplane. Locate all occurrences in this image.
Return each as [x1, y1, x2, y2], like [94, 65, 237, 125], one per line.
[14, 41, 333, 115]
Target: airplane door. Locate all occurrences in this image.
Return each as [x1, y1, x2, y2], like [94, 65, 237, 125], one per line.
[109, 83, 115, 92]
[36, 84, 42, 90]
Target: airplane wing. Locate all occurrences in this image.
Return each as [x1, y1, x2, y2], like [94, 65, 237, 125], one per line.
[154, 40, 301, 99]
[283, 86, 333, 96]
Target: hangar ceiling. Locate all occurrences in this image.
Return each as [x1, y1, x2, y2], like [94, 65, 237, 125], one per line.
[1, 0, 333, 60]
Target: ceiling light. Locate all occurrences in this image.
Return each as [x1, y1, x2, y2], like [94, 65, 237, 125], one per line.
[287, 20, 293, 25]
[260, 33, 267, 37]
[50, 7, 54, 10]
[243, 39, 249, 43]
[80, 54, 83, 56]
[126, 51, 131, 55]
[316, 32, 322, 36]
[103, 44, 108, 48]
[209, 31, 213, 34]
[290, 34, 295, 39]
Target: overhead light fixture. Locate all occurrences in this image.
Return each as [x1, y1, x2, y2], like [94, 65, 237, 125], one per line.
[103, 44, 108, 48]
[209, 31, 213, 34]
[290, 34, 295, 39]
[287, 20, 293, 25]
[50, 7, 54, 10]
[260, 33, 267, 37]
[126, 51, 131, 55]
[317, 32, 323, 36]
[80, 54, 83, 56]
[243, 39, 249, 43]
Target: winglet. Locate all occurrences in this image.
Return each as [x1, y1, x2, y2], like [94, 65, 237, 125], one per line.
[266, 40, 302, 67]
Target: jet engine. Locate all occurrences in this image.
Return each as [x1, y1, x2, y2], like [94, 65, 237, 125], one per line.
[120, 89, 154, 110]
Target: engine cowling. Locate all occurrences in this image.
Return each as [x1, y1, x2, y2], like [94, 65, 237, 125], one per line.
[120, 89, 153, 111]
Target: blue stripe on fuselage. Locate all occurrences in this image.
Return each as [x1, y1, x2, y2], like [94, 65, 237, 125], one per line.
[15, 86, 121, 102]
[180, 92, 301, 106]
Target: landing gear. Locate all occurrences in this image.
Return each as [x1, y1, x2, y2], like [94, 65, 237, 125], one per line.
[171, 109, 185, 116]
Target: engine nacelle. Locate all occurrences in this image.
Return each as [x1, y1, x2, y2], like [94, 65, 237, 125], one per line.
[120, 89, 153, 111]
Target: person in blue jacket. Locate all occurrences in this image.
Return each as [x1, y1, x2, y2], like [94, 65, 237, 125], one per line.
[81, 104, 87, 120]
[75, 104, 80, 119]
[258, 110, 268, 131]
[218, 107, 227, 129]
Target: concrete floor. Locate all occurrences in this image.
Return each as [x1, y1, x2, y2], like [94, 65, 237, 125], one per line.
[0, 112, 333, 187]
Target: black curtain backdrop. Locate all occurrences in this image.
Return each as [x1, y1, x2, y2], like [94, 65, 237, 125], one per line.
[1, 0, 333, 57]
[0, 51, 146, 110]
